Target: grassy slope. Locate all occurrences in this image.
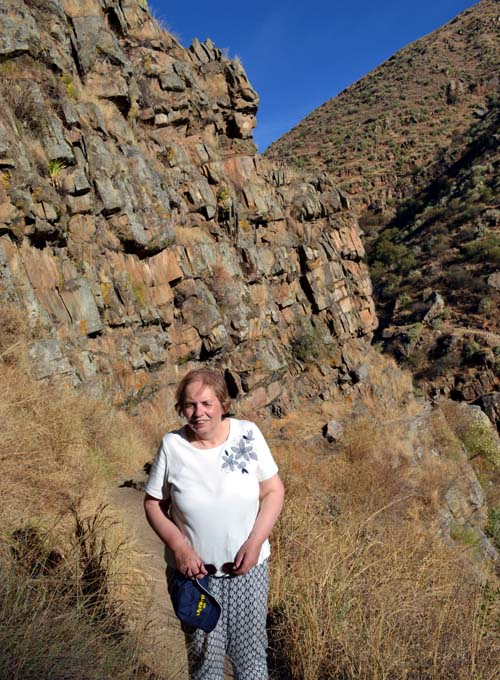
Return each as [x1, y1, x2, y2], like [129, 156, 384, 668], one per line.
[265, 0, 499, 224]
[2, 305, 500, 678]
[266, 370, 500, 679]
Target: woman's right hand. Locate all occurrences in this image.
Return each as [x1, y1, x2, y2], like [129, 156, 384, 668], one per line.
[174, 544, 208, 579]
[144, 495, 207, 578]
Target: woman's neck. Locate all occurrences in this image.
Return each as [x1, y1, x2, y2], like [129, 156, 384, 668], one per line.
[185, 418, 230, 449]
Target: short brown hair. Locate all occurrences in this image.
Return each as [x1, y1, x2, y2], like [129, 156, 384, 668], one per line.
[174, 368, 231, 416]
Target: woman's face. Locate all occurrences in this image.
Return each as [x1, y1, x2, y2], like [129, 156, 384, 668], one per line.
[182, 380, 226, 440]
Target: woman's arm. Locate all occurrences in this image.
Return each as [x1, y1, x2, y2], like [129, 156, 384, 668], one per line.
[143, 494, 207, 578]
[232, 473, 285, 575]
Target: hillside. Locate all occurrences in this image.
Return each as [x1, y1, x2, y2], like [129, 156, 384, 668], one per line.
[2, 1, 500, 678]
[265, 0, 499, 226]
[370, 97, 500, 417]
[266, 0, 500, 416]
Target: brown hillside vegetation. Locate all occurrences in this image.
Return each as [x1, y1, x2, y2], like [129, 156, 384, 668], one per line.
[265, 359, 500, 680]
[270, 451, 500, 679]
[265, 0, 499, 224]
[369, 98, 500, 406]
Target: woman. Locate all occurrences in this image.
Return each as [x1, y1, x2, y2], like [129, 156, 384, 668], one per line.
[144, 368, 284, 680]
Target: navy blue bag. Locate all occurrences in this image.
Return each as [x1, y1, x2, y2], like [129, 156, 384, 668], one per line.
[170, 572, 221, 632]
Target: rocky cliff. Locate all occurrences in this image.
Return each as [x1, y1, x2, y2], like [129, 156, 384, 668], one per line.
[0, 0, 377, 416]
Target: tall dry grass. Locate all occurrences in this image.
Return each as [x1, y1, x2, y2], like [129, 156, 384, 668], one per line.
[268, 401, 500, 680]
[0, 334, 149, 524]
[4, 302, 500, 679]
[0, 507, 149, 680]
[0, 309, 157, 679]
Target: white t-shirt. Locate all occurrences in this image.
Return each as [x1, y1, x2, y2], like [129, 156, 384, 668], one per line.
[145, 417, 279, 575]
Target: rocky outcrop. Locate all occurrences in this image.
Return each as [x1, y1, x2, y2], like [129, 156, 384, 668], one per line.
[0, 0, 376, 414]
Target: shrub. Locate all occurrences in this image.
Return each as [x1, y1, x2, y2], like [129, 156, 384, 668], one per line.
[407, 322, 423, 343]
[486, 506, 500, 550]
[378, 272, 403, 300]
[0, 77, 49, 137]
[61, 72, 78, 100]
[48, 158, 67, 187]
[398, 252, 418, 275]
[432, 232, 451, 255]
[445, 267, 487, 295]
[396, 292, 413, 309]
[372, 233, 408, 267]
[478, 296, 493, 314]
[290, 323, 335, 363]
[462, 235, 500, 266]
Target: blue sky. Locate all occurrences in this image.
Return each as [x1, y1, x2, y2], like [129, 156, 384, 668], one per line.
[147, 0, 479, 152]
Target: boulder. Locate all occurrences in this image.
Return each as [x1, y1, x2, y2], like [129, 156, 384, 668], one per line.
[28, 339, 75, 381]
[423, 291, 445, 325]
[159, 73, 186, 92]
[323, 420, 344, 443]
[487, 272, 500, 291]
[0, 4, 40, 57]
[451, 403, 500, 469]
[43, 118, 74, 164]
[59, 277, 103, 337]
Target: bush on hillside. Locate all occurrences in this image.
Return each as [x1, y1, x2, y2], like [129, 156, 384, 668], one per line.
[461, 234, 500, 266]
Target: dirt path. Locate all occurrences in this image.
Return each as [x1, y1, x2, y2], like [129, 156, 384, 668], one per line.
[109, 482, 233, 680]
[110, 483, 191, 679]
[439, 321, 500, 345]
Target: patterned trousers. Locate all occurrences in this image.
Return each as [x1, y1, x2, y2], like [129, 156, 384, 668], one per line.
[182, 561, 269, 680]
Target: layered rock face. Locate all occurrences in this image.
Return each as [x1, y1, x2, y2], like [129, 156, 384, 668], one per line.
[0, 0, 376, 413]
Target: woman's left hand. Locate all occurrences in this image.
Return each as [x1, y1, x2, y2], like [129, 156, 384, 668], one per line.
[232, 538, 262, 575]
[232, 474, 284, 576]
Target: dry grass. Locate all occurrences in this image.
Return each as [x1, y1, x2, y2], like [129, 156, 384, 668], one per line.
[3, 299, 500, 679]
[267, 396, 500, 680]
[0, 506, 150, 680]
[270, 500, 500, 679]
[0, 76, 48, 137]
[0, 309, 159, 679]
[0, 325, 149, 525]
[0, 358, 148, 522]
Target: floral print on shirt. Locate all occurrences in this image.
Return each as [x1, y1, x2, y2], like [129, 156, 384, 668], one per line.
[222, 430, 258, 474]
